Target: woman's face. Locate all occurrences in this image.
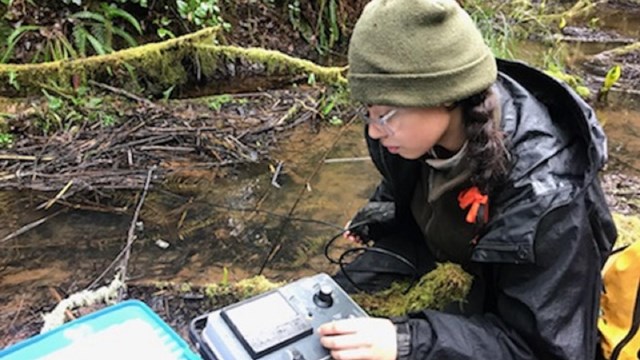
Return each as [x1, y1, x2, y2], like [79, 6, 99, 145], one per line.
[366, 105, 464, 159]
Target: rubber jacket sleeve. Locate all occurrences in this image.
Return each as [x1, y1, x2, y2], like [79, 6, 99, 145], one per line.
[402, 199, 607, 359]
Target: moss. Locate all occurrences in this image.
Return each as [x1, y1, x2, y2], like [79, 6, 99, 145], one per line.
[544, 68, 591, 99]
[0, 28, 219, 96]
[195, 44, 348, 87]
[179, 283, 193, 293]
[204, 275, 284, 302]
[0, 28, 347, 96]
[352, 263, 473, 317]
[612, 213, 640, 250]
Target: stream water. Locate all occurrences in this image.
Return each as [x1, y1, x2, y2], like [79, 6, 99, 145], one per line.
[2, 1, 640, 350]
[0, 121, 383, 346]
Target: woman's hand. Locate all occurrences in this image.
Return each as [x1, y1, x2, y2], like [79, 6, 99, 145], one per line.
[318, 318, 397, 360]
[343, 220, 364, 244]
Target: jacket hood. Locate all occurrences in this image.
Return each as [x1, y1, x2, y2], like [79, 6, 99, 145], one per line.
[471, 59, 608, 264]
[497, 60, 607, 186]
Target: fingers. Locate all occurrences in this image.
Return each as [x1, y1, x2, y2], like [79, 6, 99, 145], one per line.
[317, 318, 364, 335]
[344, 230, 363, 243]
[320, 333, 369, 350]
[328, 347, 376, 360]
[318, 318, 398, 360]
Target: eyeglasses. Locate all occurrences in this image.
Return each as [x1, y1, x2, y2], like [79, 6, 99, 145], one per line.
[362, 108, 399, 135]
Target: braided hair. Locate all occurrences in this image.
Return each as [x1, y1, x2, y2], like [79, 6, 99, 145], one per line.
[458, 88, 511, 195]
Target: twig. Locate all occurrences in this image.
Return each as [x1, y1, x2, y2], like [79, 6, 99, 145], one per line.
[48, 287, 76, 321]
[117, 166, 156, 301]
[324, 156, 370, 164]
[38, 180, 74, 210]
[5, 295, 25, 335]
[0, 154, 55, 161]
[0, 210, 65, 244]
[139, 146, 195, 152]
[271, 161, 284, 188]
[88, 80, 158, 108]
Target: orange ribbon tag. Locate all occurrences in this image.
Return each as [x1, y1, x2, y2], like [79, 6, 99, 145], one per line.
[458, 186, 489, 224]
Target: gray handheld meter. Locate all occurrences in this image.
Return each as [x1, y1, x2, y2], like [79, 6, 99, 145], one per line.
[189, 273, 368, 360]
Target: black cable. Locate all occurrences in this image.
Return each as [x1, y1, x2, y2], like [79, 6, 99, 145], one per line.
[323, 221, 420, 294]
[337, 247, 419, 295]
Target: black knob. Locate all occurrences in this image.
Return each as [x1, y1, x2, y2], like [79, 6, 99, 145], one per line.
[287, 349, 305, 360]
[313, 285, 333, 308]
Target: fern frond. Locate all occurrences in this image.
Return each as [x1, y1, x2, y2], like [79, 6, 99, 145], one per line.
[72, 11, 107, 24]
[56, 33, 79, 59]
[112, 27, 138, 48]
[1, 25, 40, 63]
[103, 4, 142, 34]
[73, 25, 88, 57]
[85, 32, 107, 55]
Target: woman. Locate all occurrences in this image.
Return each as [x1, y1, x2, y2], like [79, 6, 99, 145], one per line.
[318, 0, 617, 359]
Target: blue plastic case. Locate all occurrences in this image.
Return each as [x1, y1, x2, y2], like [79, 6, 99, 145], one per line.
[0, 300, 201, 360]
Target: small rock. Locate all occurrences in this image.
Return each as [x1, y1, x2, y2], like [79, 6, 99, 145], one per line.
[155, 239, 170, 249]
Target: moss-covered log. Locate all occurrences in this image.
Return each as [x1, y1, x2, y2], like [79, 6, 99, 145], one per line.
[0, 28, 348, 97]
[587, 42, 640, 62]
[195, 44, 347, 87]
[0, 28, 220, 97]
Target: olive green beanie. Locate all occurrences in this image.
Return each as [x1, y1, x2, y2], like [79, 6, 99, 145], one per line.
[348, 0, 497, 107]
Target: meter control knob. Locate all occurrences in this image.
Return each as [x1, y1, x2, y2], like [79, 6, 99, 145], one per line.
[313, 284, 334, 308]
[283, 349, 306, 360]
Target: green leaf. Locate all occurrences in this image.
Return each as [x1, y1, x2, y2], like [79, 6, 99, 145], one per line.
[85, 32, 107, 55]
[321, 98, 335, 116]
[208, 94, 233, 111]
[101, 114, 116, 127]
[162, 85, 175, 101]
[6, 25, 40, 47]
[0, 133, 14, 148]
[72, 11, 107, 24]
[329, 116, 343, 126]
[8, 71, 19, 90]
[575, 86, 591, 99]
[307, 73, 316, 85]
[73, 26, 88, 57]
[56, 33, 79, 59]
[603, 64, 622, 91]
[104, 5, 143, 34]
[112, 27, 138, 48]
[86, 97, 103, 108]
[328, 0, 339, 46]
[558, 17, 566, 30]
[157, 28, 176, 39]
[221, 267, 229, 286]
[194, 6, 207, 18]
[42, 90, 64, 111]
[177, 0, 188, 15]
[1, 25, 40, 63]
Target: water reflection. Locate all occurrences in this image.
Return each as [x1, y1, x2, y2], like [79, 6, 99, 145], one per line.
[0, 122, 379, 343]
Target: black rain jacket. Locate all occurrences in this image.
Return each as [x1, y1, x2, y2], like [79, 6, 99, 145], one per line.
[362, 59, 617, 359]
